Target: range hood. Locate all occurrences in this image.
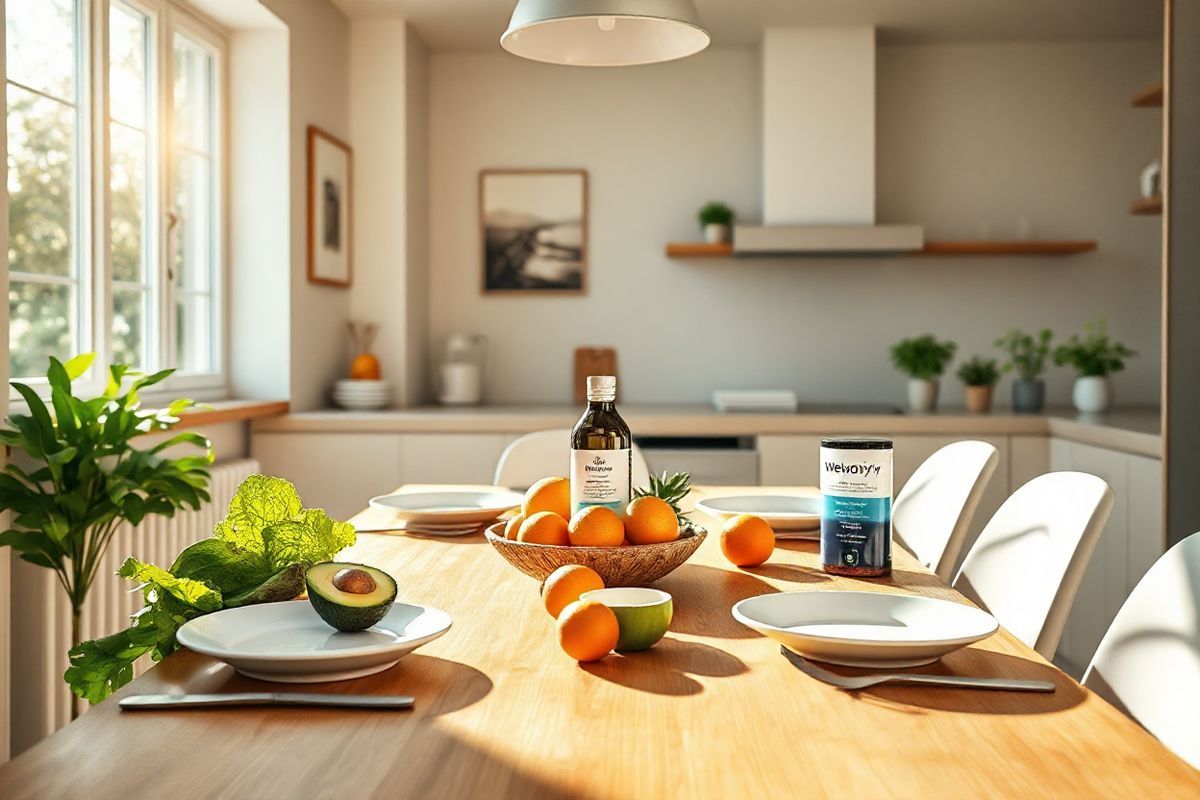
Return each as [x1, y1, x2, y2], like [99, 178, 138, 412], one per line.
[734, 27, 924, 255]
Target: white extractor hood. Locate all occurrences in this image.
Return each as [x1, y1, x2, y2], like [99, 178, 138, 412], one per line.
[734, 27, 924, 255]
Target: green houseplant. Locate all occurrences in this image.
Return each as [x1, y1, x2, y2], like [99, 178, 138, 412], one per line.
[994, 328, 1053, 413]
[889, 335, 957, 412]
[956, 356, 1000, 414]
[0, 355, 212, 716]
[698, 201, 734, 244]
[1053, 320, 1135, 413]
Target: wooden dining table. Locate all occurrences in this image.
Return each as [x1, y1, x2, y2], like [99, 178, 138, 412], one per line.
[1, 484, 1196, 799]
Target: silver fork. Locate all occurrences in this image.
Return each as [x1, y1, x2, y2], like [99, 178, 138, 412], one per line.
[780, 646, 1056, 693]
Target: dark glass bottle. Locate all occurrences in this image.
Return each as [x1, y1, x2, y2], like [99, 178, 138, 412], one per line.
[570, 376, 632, 516]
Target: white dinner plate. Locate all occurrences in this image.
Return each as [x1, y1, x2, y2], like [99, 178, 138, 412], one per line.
[368, 489, 524, 524]
[732, 590, 998, 668]
[696, 495, 822, 534]
[176, 600, 452, 683]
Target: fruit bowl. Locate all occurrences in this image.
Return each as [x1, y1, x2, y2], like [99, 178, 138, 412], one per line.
[484, 521, 707, 587]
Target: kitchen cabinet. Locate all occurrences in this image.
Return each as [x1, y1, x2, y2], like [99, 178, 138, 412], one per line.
[1049, 441, 1163, 676]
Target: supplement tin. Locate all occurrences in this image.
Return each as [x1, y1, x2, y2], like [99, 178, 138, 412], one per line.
[820, 437, 893, 577]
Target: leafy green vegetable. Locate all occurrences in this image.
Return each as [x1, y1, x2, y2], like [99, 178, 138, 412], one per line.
[65, 474, 355, 704]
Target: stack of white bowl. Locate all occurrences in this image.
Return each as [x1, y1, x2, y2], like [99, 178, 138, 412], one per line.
[333, 379, 390, 410]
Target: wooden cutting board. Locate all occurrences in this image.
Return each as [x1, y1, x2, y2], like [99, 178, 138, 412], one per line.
[573, 347, 617, 403]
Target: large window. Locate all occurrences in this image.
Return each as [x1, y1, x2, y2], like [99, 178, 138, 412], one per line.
[6, 0, 225, 389]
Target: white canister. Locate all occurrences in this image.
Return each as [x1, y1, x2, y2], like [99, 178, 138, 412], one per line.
[438, 362, 482, 405]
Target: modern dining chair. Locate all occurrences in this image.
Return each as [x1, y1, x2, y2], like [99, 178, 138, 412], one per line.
[493, 429, 652, 489]
[893, 440, 999, 581]
[952, 471, 1114, 659]
[1083, 531, 1200, 769]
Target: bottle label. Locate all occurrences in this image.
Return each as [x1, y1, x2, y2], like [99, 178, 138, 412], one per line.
[819, 446, 893, 574]
[570, 449, 631, 515]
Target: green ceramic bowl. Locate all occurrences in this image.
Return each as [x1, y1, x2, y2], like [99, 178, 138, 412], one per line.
[580, 587, 673, 651]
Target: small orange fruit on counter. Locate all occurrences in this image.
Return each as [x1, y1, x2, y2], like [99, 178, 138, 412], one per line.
[541, 564, 605, 618]
[720, 514, 775, 567]
[557, 599, 619, 662]
[523, 477, 570, 520]
[567, 506, 625, 547]
[623, 496, 680, 545]
[518, 511, 570, 546]
[503, 513, 525, 540]
[349, 353, 381, 380]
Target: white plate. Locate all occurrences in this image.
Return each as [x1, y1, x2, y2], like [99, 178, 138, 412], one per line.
[731, 590, 998, 668]
[696, 495, 822, 533]
[176, 600, 452, 683]
[368, 490, 524, 524]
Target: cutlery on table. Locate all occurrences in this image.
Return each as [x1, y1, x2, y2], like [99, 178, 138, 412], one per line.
[119, 692, 416, 710]
[780, 646, 1056, 693]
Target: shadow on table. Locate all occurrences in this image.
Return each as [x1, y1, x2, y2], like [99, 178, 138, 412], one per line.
[743, 562, 831, 584]
[582, 637, 747, 696]
[658, 564, 780, 638]
[831, 649, 1087, 716]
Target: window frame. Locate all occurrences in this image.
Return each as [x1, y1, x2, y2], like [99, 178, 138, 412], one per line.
[7, 0, 229, 401]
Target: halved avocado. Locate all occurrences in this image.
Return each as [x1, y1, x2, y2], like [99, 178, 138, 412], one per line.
[306, 562, 398, 632]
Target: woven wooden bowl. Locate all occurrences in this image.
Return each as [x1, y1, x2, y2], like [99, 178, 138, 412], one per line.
[484, 521, 707, 587]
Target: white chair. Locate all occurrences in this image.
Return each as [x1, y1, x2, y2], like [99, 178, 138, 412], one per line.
[952, 471, 1114, 659]
[493, 429, 652, 489]
[893, 440, 999, 581]
[1083, 531, 1200, 769]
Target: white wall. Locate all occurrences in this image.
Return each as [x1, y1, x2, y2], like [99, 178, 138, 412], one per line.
[0, 2, 10, 763]
[427, 41, 1161, 408]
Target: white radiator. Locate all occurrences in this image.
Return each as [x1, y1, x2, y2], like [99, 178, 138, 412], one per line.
[10, 458, 259, 753]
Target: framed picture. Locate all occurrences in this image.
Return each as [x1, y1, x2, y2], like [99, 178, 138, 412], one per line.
[307, 126, 353, 287]
[480, 169, 587, 294]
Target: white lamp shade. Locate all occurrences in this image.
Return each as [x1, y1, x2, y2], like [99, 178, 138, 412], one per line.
[501, 0, 710, 67]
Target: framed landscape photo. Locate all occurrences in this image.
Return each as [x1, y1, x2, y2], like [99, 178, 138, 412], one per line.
[480, 169, 587, 294]
[307, 126, 353, 287]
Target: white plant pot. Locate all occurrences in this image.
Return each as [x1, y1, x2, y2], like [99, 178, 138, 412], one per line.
[703, 223, 730, 244]
[1073, 375, 1112, 413]
[907, 378, 939, 413]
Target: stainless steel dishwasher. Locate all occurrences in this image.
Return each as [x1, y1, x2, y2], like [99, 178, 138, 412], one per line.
[634, 436, 759, 485]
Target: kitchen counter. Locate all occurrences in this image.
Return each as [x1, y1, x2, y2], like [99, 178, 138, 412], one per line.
[253, 405, 1161, 458]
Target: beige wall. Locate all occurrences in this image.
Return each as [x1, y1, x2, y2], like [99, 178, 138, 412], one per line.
[427, 41, 1161, 408]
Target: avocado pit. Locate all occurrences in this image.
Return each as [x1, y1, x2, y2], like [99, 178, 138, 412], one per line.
[333, 567, 377, 594]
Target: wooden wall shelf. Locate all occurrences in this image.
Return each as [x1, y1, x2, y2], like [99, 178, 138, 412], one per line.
[665, 242, 733, 257]
[664, 240, 1096, 258]
[1130, 195, 1162, 215]
[1131, 82, 1164, 108]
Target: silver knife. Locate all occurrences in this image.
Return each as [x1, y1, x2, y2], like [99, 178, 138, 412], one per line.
[119, 692, 415, 710]
[780, 646, 1056, 692]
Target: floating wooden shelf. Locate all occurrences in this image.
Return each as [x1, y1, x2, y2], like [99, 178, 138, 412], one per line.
[917, 240, 1097, 256]
[1130, 195, 1162, 215]
[665, 242, 733, 257]
[1131, 82, 1163, 108]
[665, 240, 1096, 258]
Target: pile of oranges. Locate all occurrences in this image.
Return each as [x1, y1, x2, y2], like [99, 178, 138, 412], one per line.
[505, 477, 681, 548]
[541, 564, 618, 662]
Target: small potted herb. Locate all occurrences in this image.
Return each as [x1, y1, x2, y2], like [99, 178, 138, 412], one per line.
[1053, 320, 1135, 413]
[995, 328, 1053, 413]
[889, 335, 957, 413]
[956, 356, 1000, 414]
[698, 201, 734, 244]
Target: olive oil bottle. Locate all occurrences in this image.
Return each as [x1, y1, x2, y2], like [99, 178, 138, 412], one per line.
[570, 376, 632, 516]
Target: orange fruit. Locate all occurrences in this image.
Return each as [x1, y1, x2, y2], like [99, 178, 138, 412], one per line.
[349, 353, 381, 380]
[523, 477, 570, 520]
[518, 511, 570, 546]
[568, 506, 625, 547]
[503, 513, 525, 540]
[541, 564, 605, 618]
[557, 600, 619, 662]
[720, 514, 775, 567]
[623, 496, 679, 545]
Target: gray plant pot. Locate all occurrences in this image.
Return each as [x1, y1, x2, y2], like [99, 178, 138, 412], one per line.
[1012, 378, 1046, 413]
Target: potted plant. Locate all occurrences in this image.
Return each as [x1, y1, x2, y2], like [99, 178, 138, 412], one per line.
[1053, 320, 1135, 413]
[889, 335, 957, 413]
[698, 201, 734, 244]
[0, 355, 212, 717]
[956, 356, 1000, 414]
[995, 328, 1053, 413]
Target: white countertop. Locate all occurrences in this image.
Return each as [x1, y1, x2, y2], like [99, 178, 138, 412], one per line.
[253, 404, 1161, 458]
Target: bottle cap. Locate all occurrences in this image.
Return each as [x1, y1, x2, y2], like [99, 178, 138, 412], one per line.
[586, 375, 616, 401]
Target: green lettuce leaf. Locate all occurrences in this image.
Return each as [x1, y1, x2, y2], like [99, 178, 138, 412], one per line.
[213, 474, 302, 554]
[169, 538, 273, 596]
[263, 508, 355, 571]
[118, 557, 223, 612]
[65, 601, 189, 704]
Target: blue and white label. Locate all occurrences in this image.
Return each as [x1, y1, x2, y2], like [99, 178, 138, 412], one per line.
[820, 447, 893, 572]
[570, 448, 631, 515]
